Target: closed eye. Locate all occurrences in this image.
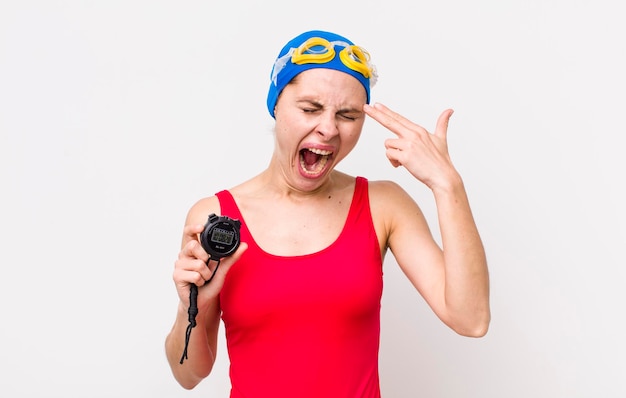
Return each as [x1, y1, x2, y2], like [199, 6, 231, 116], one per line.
[338, 112, 361, 121]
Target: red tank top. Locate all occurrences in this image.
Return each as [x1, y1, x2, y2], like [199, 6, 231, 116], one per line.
[217, 176, 383, 398]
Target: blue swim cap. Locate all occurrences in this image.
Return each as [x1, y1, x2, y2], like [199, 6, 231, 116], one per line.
[266, 30, 377, 118]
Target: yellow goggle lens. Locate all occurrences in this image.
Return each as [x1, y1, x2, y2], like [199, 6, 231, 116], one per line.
[339, 46, 372, 78]
[291, 37, 336, 65]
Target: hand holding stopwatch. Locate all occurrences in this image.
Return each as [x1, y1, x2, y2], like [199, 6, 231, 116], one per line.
[180, 214, 241, 364]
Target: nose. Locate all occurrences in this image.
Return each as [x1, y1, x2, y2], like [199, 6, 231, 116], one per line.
[316, 111, 339, 140]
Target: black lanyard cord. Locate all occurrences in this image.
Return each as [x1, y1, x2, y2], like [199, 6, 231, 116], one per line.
[179, 258, 221, 364]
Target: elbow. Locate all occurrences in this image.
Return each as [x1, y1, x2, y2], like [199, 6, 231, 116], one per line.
[173, 365, 211, 390]
[459, 321, 489, 338]
[450, 309, 491, 338]
[169, 367, 204, 390]
[173, 369, 207, 390]
[165, 333, 214, 390]
[179, 379, 201, 391]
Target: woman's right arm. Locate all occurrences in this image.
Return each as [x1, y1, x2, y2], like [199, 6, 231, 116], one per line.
[164, 197, 247, 389]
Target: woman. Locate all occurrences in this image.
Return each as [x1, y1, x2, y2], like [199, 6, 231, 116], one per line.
[165, 29, 490, 397]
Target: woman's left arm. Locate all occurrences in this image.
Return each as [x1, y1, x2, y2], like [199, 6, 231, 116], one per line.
[365, 103, 490, 337]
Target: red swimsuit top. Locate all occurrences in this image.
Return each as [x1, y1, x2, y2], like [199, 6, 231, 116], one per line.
[217, 176, 383, 398]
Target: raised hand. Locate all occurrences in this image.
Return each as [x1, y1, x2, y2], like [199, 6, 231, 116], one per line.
[364, 103, 459, 191]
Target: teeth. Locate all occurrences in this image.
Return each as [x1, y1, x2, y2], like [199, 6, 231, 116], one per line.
[299, 148, 333, 175]
[300, 155, 329, 175]
[307, 148, 332, 156]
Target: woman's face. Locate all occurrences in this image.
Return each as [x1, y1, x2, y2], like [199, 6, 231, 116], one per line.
[272, 68, 367, 191]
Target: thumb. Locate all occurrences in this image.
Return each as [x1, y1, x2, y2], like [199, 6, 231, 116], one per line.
[435, 108, 454, 140]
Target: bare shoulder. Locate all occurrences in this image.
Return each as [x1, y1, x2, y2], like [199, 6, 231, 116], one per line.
[368, 179, 403, 196]
[368, 179, 420, 211]
[367, 179, 426, 249]
[185, 195, 222, 226]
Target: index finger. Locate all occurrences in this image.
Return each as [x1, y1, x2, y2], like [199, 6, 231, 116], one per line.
[363, 103, 423, 138]
[182, 223, 205, 246]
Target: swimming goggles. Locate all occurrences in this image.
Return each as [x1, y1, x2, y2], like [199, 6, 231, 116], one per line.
[271, 37, 378, 87]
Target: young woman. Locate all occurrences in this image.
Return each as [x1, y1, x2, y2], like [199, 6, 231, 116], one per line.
[165, 29, 490, 397]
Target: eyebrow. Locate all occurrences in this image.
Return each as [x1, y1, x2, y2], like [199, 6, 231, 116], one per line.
[296, 99, 323, 108]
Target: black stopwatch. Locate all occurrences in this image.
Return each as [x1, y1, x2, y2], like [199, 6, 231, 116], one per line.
[199, 213, 241, 260]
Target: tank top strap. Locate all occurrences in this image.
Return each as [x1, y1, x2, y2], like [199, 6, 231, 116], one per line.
[216, 190, 244, 220]
[353, 176, 368, 206]
[345, 176, 370, 226]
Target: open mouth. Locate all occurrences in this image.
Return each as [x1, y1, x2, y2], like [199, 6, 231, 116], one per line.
[299, 148, 332, 176]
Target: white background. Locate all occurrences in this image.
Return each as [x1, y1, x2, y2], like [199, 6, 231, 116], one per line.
[1, 1, 625, 397]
